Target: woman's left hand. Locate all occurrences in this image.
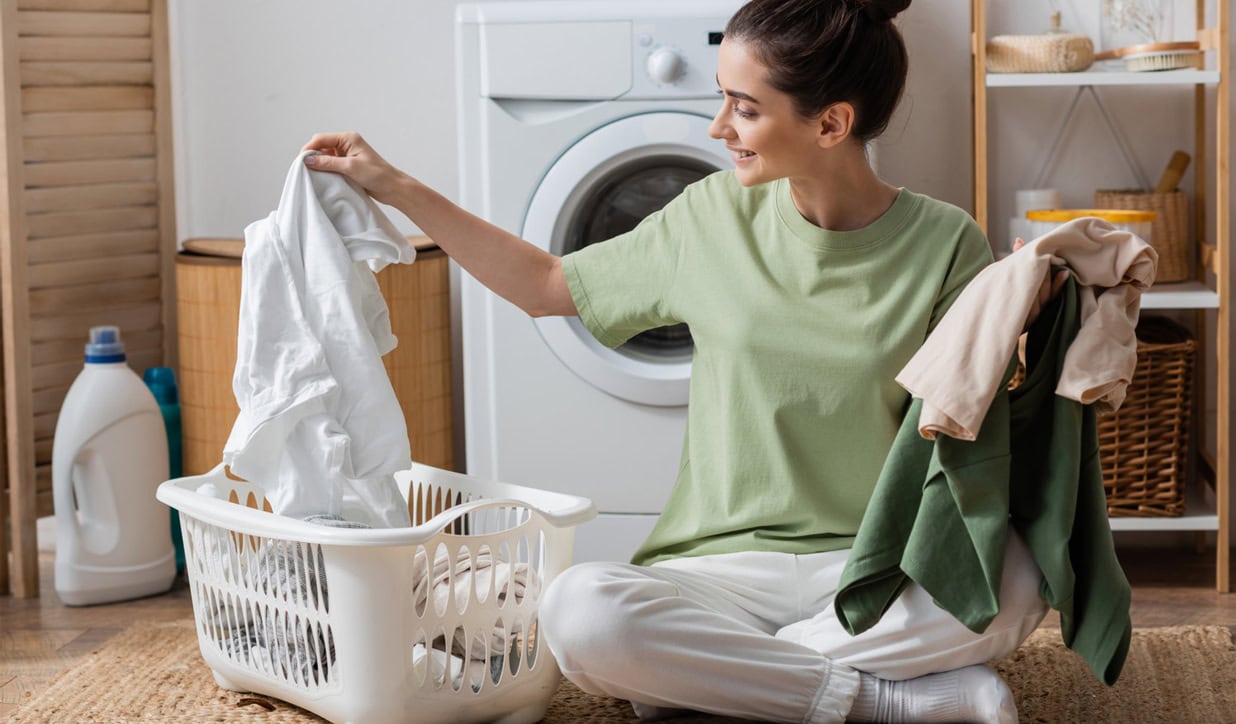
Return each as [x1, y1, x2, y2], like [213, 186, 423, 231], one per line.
[1013, 238, 1070, 333]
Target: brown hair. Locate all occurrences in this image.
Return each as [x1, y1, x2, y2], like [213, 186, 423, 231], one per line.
[724, 0, 911, 142]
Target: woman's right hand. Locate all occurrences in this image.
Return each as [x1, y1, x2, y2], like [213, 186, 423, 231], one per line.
[301, 132, 410, 206]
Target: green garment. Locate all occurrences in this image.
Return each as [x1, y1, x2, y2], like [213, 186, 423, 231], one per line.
[562, 172, 991, 566]
[834, 278, 1132, 686]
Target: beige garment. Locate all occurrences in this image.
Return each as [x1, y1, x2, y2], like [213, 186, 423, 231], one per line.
[896, 217, 1158, 441]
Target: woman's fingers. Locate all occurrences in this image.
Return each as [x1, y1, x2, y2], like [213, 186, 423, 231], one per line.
[301, 131, 367, 155]
[1052, 268, 1070, 296]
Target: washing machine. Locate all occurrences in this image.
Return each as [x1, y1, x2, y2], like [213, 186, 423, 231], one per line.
[455, 0, 741, 562]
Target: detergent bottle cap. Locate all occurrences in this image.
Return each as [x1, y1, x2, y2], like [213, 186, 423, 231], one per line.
[142, 367, 179, 405]
[84, 326, 127, 364]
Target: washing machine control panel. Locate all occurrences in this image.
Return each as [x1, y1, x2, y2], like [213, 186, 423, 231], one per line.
[629, 18, 727, 99]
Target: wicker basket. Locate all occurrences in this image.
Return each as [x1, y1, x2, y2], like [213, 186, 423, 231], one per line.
[1095, 189, 1190, 283]
[1099, 316, 1195, 517]
[175, 236, 455, 476]
[987, 33, 1095, 73]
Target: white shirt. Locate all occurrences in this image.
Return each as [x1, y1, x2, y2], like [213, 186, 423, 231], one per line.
[224, 150, 415, 527]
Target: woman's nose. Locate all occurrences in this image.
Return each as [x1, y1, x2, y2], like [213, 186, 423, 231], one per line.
[707, 103, 729, 140]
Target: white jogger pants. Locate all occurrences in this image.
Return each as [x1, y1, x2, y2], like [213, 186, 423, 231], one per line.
[539, 532, 1048, 724]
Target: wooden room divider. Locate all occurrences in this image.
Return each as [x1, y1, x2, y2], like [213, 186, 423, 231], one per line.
[0, 0, 176, 597]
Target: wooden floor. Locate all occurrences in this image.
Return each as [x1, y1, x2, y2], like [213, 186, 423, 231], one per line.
[2, 548, 1234, 718]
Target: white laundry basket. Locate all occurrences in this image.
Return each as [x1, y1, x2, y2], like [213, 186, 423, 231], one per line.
[156, 463, 596, 724]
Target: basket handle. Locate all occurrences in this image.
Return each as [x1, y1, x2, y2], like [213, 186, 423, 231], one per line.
[416, 496, 549, 534]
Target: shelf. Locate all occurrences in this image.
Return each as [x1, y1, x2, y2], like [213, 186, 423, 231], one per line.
[987, 68, 1220, 88]
[1142, 281, 1220, 309]
[1108, 483, 1219, 531]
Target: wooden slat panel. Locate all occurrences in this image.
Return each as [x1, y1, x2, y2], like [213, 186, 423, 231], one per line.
[19, 0, 150, 11]
[22, 86, 153, 112]
[34, 435, 51, 461]
[31, 343, 160, 391]
[150, 0, 175, 370]
[26, 205, 156, 240]
[28, 253, 159, 290]
[18, 37, 151, 62]
[2, 0, 37, 596]
[33, 413, 54, 439]
[22, 109, 152, 136]
[23, 158, 154, 186]
[30, 302, 161, 342]
[24, 181, 155, 213]
[34, 465, 49, 493]
[30, 278, 161, 316]
[32, 385, 66, 417]
[23, 133, 154, 162]
[18, 11, 151, 37]
[37, 489, 52, 518]
[26, 228, 158, 264]
[21, 60, 152, 87]
[31, 358, 76, 391]
[32, 326, 160, 365]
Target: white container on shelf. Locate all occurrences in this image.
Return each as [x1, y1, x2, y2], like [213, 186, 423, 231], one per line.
[1008, 188, 1062, 252]
[1024, 208, 1156, 243]
[53, 325, 176, 606]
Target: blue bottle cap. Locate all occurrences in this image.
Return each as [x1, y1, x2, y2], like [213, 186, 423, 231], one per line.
[143, 367, 179, 405]
[84, 325, 126, 364]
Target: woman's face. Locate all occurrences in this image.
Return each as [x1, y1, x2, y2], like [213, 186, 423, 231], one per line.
[708, 39, 825, 187]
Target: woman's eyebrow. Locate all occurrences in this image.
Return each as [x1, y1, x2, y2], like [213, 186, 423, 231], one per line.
[715, 75, 760, 104]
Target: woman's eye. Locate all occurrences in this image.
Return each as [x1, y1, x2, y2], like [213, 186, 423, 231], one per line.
[733, 105, 755, 119]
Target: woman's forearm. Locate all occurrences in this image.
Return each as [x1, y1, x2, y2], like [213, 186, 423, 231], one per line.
[390, 174, 576, 318]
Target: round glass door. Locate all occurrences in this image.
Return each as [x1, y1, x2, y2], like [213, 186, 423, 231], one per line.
[523, 112, 728, 406]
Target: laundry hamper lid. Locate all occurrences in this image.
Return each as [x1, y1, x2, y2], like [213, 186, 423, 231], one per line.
[179, 236, 440, 260]
[181, 237, 244, 258]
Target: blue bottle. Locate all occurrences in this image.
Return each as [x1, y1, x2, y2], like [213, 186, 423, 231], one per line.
[143, 367, 184, 575]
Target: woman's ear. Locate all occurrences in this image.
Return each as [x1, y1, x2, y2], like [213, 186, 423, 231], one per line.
[816, 102, 855, 149]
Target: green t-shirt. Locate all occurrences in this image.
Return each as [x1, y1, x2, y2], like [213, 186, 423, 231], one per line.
[562, 171, 991, 565]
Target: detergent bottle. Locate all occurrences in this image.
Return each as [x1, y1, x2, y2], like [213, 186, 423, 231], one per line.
[143, 367, 185, 575]
[53, 326, 176, 605]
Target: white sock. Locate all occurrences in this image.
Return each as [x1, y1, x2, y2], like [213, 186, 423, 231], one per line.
[847, 664, 1017, 723]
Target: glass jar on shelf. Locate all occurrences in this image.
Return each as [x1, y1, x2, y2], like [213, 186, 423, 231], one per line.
[1101, 0, 1173, 56]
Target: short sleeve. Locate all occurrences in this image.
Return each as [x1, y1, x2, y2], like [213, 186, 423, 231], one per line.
[928, 220, 993, 333]
[562, 203, 685, 349]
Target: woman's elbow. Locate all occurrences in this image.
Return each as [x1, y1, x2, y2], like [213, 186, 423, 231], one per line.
[528, 258, 577, 318]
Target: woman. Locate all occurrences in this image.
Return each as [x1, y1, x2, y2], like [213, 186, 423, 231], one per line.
[304, 1, 1063, 721]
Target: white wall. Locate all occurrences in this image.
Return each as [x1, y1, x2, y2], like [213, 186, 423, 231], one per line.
[168, 0, 982, 239]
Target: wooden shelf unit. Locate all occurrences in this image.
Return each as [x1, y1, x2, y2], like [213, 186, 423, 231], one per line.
[971, 1, 1230, 591]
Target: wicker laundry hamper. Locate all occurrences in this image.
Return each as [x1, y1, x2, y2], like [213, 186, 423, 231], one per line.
[1095, 189, 1191, 283]
[175, 236, 454, 475]
[1008, 316, 1194, 516]
[1100, 316, 1195, 516]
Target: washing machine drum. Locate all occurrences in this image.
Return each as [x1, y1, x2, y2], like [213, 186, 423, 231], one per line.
[524, 112, 729, 407]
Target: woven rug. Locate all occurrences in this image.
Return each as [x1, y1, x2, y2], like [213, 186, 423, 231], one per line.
[9, 621, 1235, 723]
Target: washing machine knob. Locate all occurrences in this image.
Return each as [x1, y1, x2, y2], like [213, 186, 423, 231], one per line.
[646, 47, 686, 84]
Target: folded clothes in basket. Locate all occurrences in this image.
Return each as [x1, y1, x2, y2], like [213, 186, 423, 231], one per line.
[411, 546, 541, 690]
[207, 518, 541, 691]
[209, 515, 364, 686]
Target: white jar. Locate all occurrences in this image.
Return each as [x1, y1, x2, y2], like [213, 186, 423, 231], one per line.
[1025, 208, 1156, 244]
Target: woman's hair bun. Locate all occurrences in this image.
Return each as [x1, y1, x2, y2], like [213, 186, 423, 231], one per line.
[854, 0, 911, 23]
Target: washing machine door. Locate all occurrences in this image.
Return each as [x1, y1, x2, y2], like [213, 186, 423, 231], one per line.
[523, 112, 728, 407]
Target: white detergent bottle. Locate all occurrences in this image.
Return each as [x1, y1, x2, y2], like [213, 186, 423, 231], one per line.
[53, 325, 176, 605]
